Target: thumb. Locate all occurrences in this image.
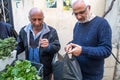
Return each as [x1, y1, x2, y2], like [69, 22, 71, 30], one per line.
[70, 43, 79, 47]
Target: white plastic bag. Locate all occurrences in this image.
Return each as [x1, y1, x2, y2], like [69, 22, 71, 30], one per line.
[0, 50, 17, 71]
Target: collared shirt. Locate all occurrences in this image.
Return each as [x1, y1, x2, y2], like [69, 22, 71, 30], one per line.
[29, 25, 44, 40]
[28, 24, 51, 63]
[28, 25, 44, 63]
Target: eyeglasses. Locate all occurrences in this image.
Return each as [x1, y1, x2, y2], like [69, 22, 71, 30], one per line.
[72, 6, 88, 16]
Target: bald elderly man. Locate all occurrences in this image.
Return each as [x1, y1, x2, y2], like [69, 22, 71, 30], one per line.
[65, 0, 112, 80]
[17, 7, 60, 80]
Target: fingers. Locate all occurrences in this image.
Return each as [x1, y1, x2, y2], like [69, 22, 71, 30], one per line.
[68, 47, 75, 54]
[65, 43, 82, 56]
[67, 47, 73, 54]
[70, 43, 79, 47]
[64, 43, 72, 53]
[40, 39, 49, 48]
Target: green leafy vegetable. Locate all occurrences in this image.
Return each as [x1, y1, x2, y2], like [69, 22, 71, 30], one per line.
[0, 60, 41, 80]
[0, 37, 17, 59]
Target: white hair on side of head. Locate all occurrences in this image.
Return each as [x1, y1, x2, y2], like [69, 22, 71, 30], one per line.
[84, 0, 91, 6]
[71, 0, 91, 7]
[71, 0, 78, 6]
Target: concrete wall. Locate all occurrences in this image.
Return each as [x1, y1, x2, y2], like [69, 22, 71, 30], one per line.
[11, 0, 116, 80]
[105, 0, 120, 80]
[12, 0, 105, 54]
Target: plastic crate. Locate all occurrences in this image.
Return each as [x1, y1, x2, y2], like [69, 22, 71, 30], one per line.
[31, 62, 43, 79]
[10, 59, 44, 80]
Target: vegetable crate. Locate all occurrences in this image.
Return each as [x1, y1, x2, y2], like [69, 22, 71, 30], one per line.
[31, 62, 43, 79]
[0, 60, 44, 80]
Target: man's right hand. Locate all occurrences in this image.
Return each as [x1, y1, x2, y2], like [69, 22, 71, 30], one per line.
[64, 43, 82, 56]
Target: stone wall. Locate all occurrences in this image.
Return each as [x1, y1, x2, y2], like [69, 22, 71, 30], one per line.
[105, 0, 120, 80]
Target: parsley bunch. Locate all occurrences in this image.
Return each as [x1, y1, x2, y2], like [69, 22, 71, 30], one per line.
[0, 37, 17, 59]
[0, 60, 41, 80]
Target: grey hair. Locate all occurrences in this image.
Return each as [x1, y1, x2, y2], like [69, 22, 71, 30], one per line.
[71, 0, 90, 7]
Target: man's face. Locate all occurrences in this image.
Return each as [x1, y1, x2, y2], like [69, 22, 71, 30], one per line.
[72, 2, 90, 23]
[29, 12, 44, 28]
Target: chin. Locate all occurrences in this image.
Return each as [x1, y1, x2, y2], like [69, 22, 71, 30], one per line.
[78, 19, 89, 23]
[78, 21, 86, 23]
[34, 26, 40, 28]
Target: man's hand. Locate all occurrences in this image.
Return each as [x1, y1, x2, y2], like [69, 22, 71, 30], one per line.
[40, 39, 49, 48]
[64, 43, 82, 56]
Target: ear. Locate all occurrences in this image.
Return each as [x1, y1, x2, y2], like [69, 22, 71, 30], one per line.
[28, 16, 31, 21]
[88, 5, 91, 10]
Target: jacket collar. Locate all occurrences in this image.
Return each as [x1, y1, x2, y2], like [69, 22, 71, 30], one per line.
[24, 22, 50, 36]
[24, 22, 50, 47]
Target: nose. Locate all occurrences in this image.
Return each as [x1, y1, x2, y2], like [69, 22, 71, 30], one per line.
[76, 14, 83, 20]
[35, 20, 40, 25]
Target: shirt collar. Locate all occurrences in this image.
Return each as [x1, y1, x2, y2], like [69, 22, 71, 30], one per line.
[89, 14, 96, 21]
[29, 24, 44, 40]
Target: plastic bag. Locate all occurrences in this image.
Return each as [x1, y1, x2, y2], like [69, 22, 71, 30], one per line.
[52, 53, 82, 80]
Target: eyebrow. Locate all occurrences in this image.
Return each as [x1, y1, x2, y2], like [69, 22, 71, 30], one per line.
[72, 6, 88, 15]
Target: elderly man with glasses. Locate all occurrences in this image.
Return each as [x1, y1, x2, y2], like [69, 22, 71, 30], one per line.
[65, 0, 112, 80]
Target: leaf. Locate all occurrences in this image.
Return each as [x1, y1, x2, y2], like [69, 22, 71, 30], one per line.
[0, 60, 42, 80]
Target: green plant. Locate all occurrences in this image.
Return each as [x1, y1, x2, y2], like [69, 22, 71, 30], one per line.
[0, 60, 41, 80]
[0, 37, 17, 59]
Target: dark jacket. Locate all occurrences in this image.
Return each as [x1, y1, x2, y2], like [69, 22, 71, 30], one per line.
[0, 21, 18, 39]
[17, 23, 61, 76]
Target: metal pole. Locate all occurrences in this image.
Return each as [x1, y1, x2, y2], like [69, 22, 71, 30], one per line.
[1, 0, 6, 22]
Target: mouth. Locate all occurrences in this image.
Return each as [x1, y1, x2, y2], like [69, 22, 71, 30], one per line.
[78, 19, 85, 22]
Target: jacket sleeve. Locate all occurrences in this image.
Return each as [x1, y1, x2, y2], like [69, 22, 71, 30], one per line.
[10, 27, 18, 40]
[16, 29, 25, 55]
[5, 23, 18, 40]
[42, 28, 61, 54]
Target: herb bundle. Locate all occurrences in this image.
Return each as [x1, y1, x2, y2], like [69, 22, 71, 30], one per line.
[0, 60, 41, 80]
[0, 37, 17, 59]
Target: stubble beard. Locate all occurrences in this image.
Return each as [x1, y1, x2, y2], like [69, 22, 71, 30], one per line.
[78, 12, 91, 23]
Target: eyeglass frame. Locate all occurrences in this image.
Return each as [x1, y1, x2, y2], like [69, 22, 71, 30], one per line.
[72, 6, 88, 16]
